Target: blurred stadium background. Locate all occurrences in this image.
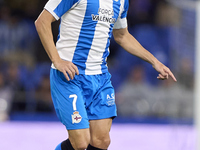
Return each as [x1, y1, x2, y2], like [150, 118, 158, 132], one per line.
[0, 0, 198, 149]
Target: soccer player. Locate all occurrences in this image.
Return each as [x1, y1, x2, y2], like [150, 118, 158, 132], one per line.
[35, 0, 177, 149]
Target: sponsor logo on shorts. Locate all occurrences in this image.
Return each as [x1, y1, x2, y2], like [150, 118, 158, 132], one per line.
[106, 93, 115, 106]
[72, 111, 82, 124]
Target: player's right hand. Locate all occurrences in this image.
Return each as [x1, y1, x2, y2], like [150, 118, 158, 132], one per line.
[53, 59, 79, 81]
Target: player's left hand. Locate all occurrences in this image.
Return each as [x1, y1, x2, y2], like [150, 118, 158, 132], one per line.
[153, 61, 177, 82]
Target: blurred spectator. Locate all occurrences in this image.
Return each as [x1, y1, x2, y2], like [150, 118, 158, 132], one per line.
[177, 57, 194, 90]
[155, 0, 180, 27]
[153, 79, 182, 118]
[0, 6, 37, 57]
[127, 0, 159, 27]
[0, 71, 14, 121]
[116, 65, 153, 117]
[116, 65, 193, 119]
[4, 0, 47, 20]
[5, 62, 26, 112]
[35, 75, 54, 112]
[155, 78, 193, 119]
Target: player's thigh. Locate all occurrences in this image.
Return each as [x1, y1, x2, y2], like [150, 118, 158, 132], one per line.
[50, 69, 89, 130]
[87, 73, 117, 121]
[89, 118, 112, 147]
[68, 128, 90, 149]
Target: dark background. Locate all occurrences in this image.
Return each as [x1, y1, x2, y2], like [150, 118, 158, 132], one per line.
[0, 0, 194, 124]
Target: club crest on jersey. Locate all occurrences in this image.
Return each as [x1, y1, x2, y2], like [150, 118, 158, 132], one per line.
[72, 111, 82, 124]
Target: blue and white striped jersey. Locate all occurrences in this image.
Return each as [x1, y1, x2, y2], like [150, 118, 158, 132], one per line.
[44, 0, 129, 75]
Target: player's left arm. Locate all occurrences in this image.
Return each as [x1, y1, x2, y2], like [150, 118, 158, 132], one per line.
[113, 27, 177, 81]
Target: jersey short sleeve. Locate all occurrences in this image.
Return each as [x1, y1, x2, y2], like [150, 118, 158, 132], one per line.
[113, 0, 129, 29]
[44, 0, 79, 20]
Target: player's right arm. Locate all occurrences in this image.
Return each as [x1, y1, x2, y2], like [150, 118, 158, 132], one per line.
[35, 10, 79, 81]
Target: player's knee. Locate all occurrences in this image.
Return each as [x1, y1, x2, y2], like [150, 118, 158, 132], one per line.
[104, 137, 111, 148]
[75, 140, 90, 150]
[68, 128, 90, 149]
[71, 136, 90, 150]
[91, 136, 111, 149]
[102, 137, 111, 148]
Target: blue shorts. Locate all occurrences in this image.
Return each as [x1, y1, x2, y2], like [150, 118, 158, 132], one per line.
[50, 68, 117, 130]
